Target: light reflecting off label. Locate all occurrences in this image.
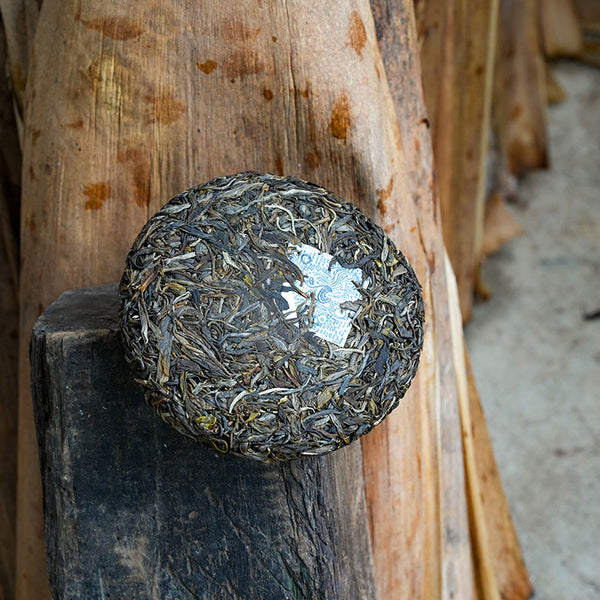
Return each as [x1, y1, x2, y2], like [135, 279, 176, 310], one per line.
[282, 244, 367, 346]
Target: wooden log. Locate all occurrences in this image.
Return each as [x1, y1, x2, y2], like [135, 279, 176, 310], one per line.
[0, 0, 41, 116]
[411, 0, 500, 323]
[0, 19, 20, 600]
[540, 0, 584, 58]
[31, 283, 375, 599]
[480, 193, 523, 257]
[494, 0, 549, 175]
[19, 0, 525, 597]
[545, 62, 567, 104]
[464, 350, 533, 600]
[373, 3, 531, 599]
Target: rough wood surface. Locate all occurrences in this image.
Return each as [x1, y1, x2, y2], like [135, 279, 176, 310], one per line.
[31, 283, 376, 600]
[414, 0, 500, 323]
[0, 184, 18, 600]
[481, 193, 523, 257]
[545, 62, 567, 104]
[19, 0, 527, 597]
[373, 3, 530, 599]
[574, 0, 600, 25]
[494, 0, 549, 175]
[540, 0, 584, 58]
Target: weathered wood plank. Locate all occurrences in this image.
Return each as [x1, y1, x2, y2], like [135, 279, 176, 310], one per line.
[19, 0, 526, 597]
[0, 18, 20, 600]
[31, 283, 376, 600]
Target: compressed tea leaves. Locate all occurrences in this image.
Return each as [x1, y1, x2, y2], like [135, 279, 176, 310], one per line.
[120, 172, 424, 461]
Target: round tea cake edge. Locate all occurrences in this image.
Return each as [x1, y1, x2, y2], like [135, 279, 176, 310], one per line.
[119, 172, 424, 461]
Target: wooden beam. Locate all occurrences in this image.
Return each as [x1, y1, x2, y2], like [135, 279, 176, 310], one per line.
[31, 283, 376, 599]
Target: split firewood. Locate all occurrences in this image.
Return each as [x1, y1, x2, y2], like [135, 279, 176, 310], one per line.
[495, 0, 549, 175]
[374, 2, 530, 599]
[411, 0, 500, 323]
[581, 26, 600, 68]
[545, 62, 568, 104]
[573, 0, 600, 27]
[0, 0, 42, 117]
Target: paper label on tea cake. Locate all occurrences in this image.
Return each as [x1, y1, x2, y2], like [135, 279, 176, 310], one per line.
[282, 244, 365, 346]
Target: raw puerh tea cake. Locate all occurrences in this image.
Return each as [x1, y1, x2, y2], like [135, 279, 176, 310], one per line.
[120, 172, 424, 461]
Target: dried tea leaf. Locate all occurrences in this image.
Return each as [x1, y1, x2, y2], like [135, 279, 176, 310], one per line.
[120, 172, 424, 461]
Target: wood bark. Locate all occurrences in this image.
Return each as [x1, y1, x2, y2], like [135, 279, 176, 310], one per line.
[19, 0, 529, 598]
[494, 0, 549, 176]
[31, 283, 376, 599]
[413, 0, 500, 323]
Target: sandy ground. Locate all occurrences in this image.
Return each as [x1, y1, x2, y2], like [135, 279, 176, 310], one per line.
[466, 61, 600, 600]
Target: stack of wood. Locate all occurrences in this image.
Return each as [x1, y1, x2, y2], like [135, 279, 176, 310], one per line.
[8, 0, 596, 597]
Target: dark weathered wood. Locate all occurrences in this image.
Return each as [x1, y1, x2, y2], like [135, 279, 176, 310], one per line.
[0, 19, 20, 600]
[31, 283, 376, 600]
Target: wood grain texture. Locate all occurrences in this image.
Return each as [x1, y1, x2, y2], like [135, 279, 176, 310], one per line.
[18, 1, 432, 596]
[370, 2, 468, 598]
[415, 0, 500, 323]
[494, 0, 549, 175]
[19, 0, 525, 597]
[373, 3, 530, 599]
[31, 284, 375, 600]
